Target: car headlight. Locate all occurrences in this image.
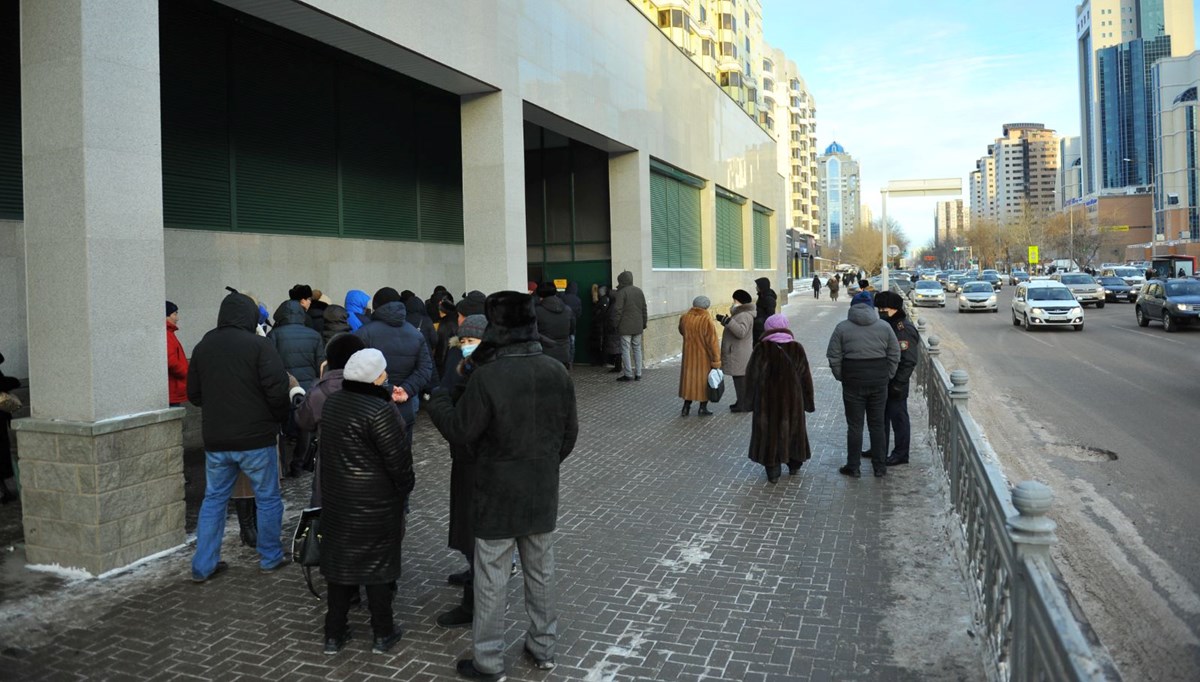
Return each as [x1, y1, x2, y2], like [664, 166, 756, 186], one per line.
[1070, 307, 1083, 315]
[1097, 288, 1106, 294]
[987, 296, 996, 303]
[1177, 303, 1189, 312]
[959, 294, 967, 301]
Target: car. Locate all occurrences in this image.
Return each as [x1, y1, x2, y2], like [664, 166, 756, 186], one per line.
[1009, 271, 1030, 285]
[869, 275, 914, 295]
[979, 272, 1002, 290]
[1135, 278, 1200, 332]
[945, 274, 970, 293]
[1011, 280, 1084, 331]
[1100, 266, 1146, 292]
[1096, 276, 1136, 302]
[910, 280, 946, 307]
[1051, 272, 1106, 308]
[936, 271, 951, 288]
[957, 281, 998, 313]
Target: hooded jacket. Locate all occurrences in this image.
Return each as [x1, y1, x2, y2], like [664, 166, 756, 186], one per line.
[321, 304, 351, 345]
[561, 282, 583, 321]
[404, 297, 438, 353]
[344, 289, 371, 332]
[267, 300, 324, 390]
[825, 304, 900, 387]
[535, 294, 576, 366]
[353, 301, 433, 425]
[753, 277, 778, 342]
[187, 293, 290, 451]
[166, 319, 189, 405]
[612, 271, 648, 336]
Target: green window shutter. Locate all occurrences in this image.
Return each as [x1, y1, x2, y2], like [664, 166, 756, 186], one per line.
[416, 94, 464, 244]
[677, 183, 702, 268]
[715, 195, 743, 269]
[339, 66, 418, 241]
[231, 26, 339, 237]
[753, 206, 772, 269]
[650, 172, 670, 268]
[0, 0, 21, 220]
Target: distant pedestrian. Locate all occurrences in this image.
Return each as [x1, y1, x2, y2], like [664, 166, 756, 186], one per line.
[344, 289, 372, 332]
[427, 291, 578, 680]
[318, 348, 414, 655]
[166, 301, 188, 407]
[561, 282, 583, 363]
[753, 277, 778, 342]
[678, 296, 721, 417]
[717, 289, 755, 412]
[269, 299, 325, 477]
[828, 275, 841, 301]
[535, 282, 575, 368]
[289, 284, 314, 328]
[812, 274, 822, 299]
[613, 271, 648, 382]
[745, 314, 815, 483]
[405, 296, 438, 359]
[874, 291, 919, 466]
[187, 292, 291, 582]
[826, 291, 899, 479]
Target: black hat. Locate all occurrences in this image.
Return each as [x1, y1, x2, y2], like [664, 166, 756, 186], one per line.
[289, 284, 313, 301]
[536, 282, 558, 298]
[874, 290, 905, 310]
[166, 301, 178, 317]
[457, 290, 486, 316]
[373, 287, 402, 310]
[732, 289, 752, 304]
[485, 291, 537, 329]
[325, 333, 366, 371]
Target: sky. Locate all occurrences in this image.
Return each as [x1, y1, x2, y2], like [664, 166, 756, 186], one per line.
[759, 0, 1113, 251]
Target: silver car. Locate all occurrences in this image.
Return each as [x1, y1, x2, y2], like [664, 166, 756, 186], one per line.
[910, 280, 946, 307]
[957, 281, 998, 313]
[1053, 272, 1106, 308]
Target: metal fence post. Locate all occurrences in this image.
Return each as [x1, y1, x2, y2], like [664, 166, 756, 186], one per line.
[1008, 481, 1058, 681]
[927, 334, 941, 357]
[949, 369, 968, 410]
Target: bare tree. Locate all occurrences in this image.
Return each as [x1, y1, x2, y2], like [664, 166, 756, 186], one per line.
[839, 224, 884, 275]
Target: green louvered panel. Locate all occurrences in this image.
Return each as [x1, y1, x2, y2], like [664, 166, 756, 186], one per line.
[753, 208, 771, 269]
[416, 94, 464, 244]
[0, 0, 22, 220]
[231, 27, 338, 237]
[650, 172, 670, 268]
[715, 195, 743, 269]
[160, 4, 230, 230]
[676, 182, 702, 269]
[339, 66, 419, 241]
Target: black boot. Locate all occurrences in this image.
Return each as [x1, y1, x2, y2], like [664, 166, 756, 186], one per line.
[234, 498, 257, 547]
[697, 401, 713, 417]
[436, 581, 474, 629]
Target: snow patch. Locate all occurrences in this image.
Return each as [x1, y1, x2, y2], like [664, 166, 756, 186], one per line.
[25, 563, 92, 581]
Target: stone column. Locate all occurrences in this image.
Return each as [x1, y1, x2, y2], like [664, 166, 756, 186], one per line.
[16, 0, 183, 576]
[461, 90, 527, 293]
[609, 149, 650, 286]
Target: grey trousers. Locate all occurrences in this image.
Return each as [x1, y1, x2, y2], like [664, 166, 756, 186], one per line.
[620, 334, 643, 378]
[473, 532, 557, 673]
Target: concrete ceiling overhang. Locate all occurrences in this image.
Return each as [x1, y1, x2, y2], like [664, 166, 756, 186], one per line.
[521, 102, 635, 155]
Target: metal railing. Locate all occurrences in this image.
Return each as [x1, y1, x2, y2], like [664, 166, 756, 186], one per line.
[913, 318, 1118, 682]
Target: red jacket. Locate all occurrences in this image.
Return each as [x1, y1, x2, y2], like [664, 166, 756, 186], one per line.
[167, 320, 189, 405]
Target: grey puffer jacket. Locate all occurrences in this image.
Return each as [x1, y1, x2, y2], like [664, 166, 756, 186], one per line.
[612, 271, 648, 336]
[825, 304, 899, 387]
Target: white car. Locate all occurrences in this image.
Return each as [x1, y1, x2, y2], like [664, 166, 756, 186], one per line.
[910, 280, 946, 307]
[1011, 281, 1084, 331]
[957, 281, 998, 313]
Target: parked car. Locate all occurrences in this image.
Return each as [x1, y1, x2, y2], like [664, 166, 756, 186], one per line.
[1050, 272, 1105, 308]
[910, 280, 946, 307]
[1096, 276, 1136, 302]
[1011, 280, 1084, 331]
[1135, 278, 1200, 332]
[979, 272, 1002, 290]
[957, 281, 998, 313]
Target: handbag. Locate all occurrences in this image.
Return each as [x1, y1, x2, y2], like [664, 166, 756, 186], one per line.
[0, 392, 21, 414]
[707, 368, 726, 403]
[291, 506, 323, 599]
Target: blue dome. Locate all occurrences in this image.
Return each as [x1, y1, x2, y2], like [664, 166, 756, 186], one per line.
[825, 141, 845, 155]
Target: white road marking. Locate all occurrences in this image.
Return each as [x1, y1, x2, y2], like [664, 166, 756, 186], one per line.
[1113, 325, 1188, 346]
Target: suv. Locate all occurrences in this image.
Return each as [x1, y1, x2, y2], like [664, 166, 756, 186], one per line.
[1051, 272, 1106, 308]
[1011, 281, 1084, 331]
[1135, 279, 1200, 332]
[1100, 266, 1146, 292]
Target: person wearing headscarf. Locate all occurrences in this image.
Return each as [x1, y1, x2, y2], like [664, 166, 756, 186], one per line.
[678, 296, 721, 417]
[745, 314, 815, 483]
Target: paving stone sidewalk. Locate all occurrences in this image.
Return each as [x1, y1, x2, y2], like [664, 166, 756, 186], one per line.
[0, 295, 982, 681]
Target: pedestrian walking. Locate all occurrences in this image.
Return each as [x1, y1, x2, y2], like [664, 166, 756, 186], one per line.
[612, 271, 648, 382]
[812, 274, 822, 299]
[828, 274, 841, 301]
[426, 291, 578, 681]
[752, 277, 778, 342]
[678, 296, 721, 417]
[166, 301, 188, 407]
[874, 291, 919, 466]
[295, 333, 366, 506]
[745, 314, 815, 483]
[187, 292, 291, 582]
[354, 287, 434, 443]
[826, 291, 899, 479]
[716, 290, 755, 412]
[318, 348, 414, 655]
[535, 282, 575, 368]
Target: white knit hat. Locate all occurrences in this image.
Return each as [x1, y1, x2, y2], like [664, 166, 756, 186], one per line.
[343, 348, 387, 383]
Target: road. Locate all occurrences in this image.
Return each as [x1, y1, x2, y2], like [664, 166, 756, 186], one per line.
[901, 285, 1200, 680]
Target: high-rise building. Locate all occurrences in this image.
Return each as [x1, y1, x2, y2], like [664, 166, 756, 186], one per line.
[860, 203, 874, 229]
[763, 46, 819, 237]
[817, 142, 860, 244]
[935, 200, 969, 246]
[1056, 136, 1083, 208]
[969, 124, 1059, 225]
[969, 150, 996, 222]
[1151, 51, 1200, 242]
[1076, 0, 1195, 194]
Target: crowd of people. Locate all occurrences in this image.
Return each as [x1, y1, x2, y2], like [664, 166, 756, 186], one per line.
[158, 269, 918, 679]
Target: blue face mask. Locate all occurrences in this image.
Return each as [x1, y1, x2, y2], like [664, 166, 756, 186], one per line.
[461, 343, 479, 358]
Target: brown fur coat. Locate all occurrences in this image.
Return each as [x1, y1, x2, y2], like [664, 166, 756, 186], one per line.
[745, 336, 815, 466]
[678, 308, 721, 401]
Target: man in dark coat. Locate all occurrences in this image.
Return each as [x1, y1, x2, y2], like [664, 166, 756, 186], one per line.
[289, 283, 314, 329]
[753, 277, 778, 342]
[427, 291, 578, 680]
[875, 291, 920, 466]
[269, 299, 325, 476]
[534, 282, 575, 368]
[187, 293, 291, 582]
[612, 270, 647, 381]
[354, 287, 434, 441]
[405, 295, 438, 358]
[560, 281, 583, 364]
[318, 348, 414, 655]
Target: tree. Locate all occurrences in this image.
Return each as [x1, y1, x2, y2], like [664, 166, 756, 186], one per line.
[839, 224, 883, 275]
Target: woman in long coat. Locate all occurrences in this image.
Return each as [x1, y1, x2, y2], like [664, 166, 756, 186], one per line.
[678, 296, 721, 417]
[745, 313, 815, 483]
[718, 289, 755, 413]
[828, 274, 841, 301]
[318, 348, 415, 655]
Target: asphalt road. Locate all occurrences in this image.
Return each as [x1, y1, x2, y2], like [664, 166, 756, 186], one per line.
[904, 285, 1200, 679]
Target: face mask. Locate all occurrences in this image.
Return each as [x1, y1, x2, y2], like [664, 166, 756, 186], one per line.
[878, 310, 891, 319]
[461, 343, 479, 358]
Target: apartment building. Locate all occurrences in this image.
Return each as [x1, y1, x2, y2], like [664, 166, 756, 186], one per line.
[817, 142, 860, 244]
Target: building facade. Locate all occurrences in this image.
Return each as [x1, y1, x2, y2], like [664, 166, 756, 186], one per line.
[1152, 51, 1200, 244]
[935, 199, 969, 246]
[817, 142, 860, 244]
[969, 150, 997, 222]
[1057, 136, 1084, 208]
[972, 124, 1060, 226]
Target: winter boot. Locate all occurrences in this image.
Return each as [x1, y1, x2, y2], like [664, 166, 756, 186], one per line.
[234, 498, 258, 547]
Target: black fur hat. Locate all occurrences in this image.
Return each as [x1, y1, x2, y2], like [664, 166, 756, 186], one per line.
[325, 333, 367, 371]
[485, 291, 537, 329]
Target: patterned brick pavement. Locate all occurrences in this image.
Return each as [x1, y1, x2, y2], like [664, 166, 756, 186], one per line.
[0, 295, 982, 681]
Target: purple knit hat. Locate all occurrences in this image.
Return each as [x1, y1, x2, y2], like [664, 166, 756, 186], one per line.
[764, 313, 790, 333]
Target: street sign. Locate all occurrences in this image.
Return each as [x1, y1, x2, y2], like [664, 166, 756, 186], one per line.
[1028, 245, 1039, 264]
[1102, 225, 1130, 232]
[923, 255, 936, 261]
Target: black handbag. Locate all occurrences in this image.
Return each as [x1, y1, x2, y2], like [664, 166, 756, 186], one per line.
[707, 368, 726, 403]
[291, 506, 323, 599]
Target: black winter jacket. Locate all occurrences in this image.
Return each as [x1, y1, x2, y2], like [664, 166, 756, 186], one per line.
[318, 380, 414, 586]
[321, 304, 351, 346]
[353, 302, 433, 425]
[884, 312, 920, 397]
[427, 329, 579, 540]
[753, 277, 779, 342]
[187, 293, 290, 451]
[561, 282, 583, 321]
[404, 298, 438, 355]
[535, 295, 576, 366]
[307, 301, 327, 335]
[268, 301, 325, 390]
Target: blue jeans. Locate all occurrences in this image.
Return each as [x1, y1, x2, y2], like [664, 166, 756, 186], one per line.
[191, 445, 284, 579]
